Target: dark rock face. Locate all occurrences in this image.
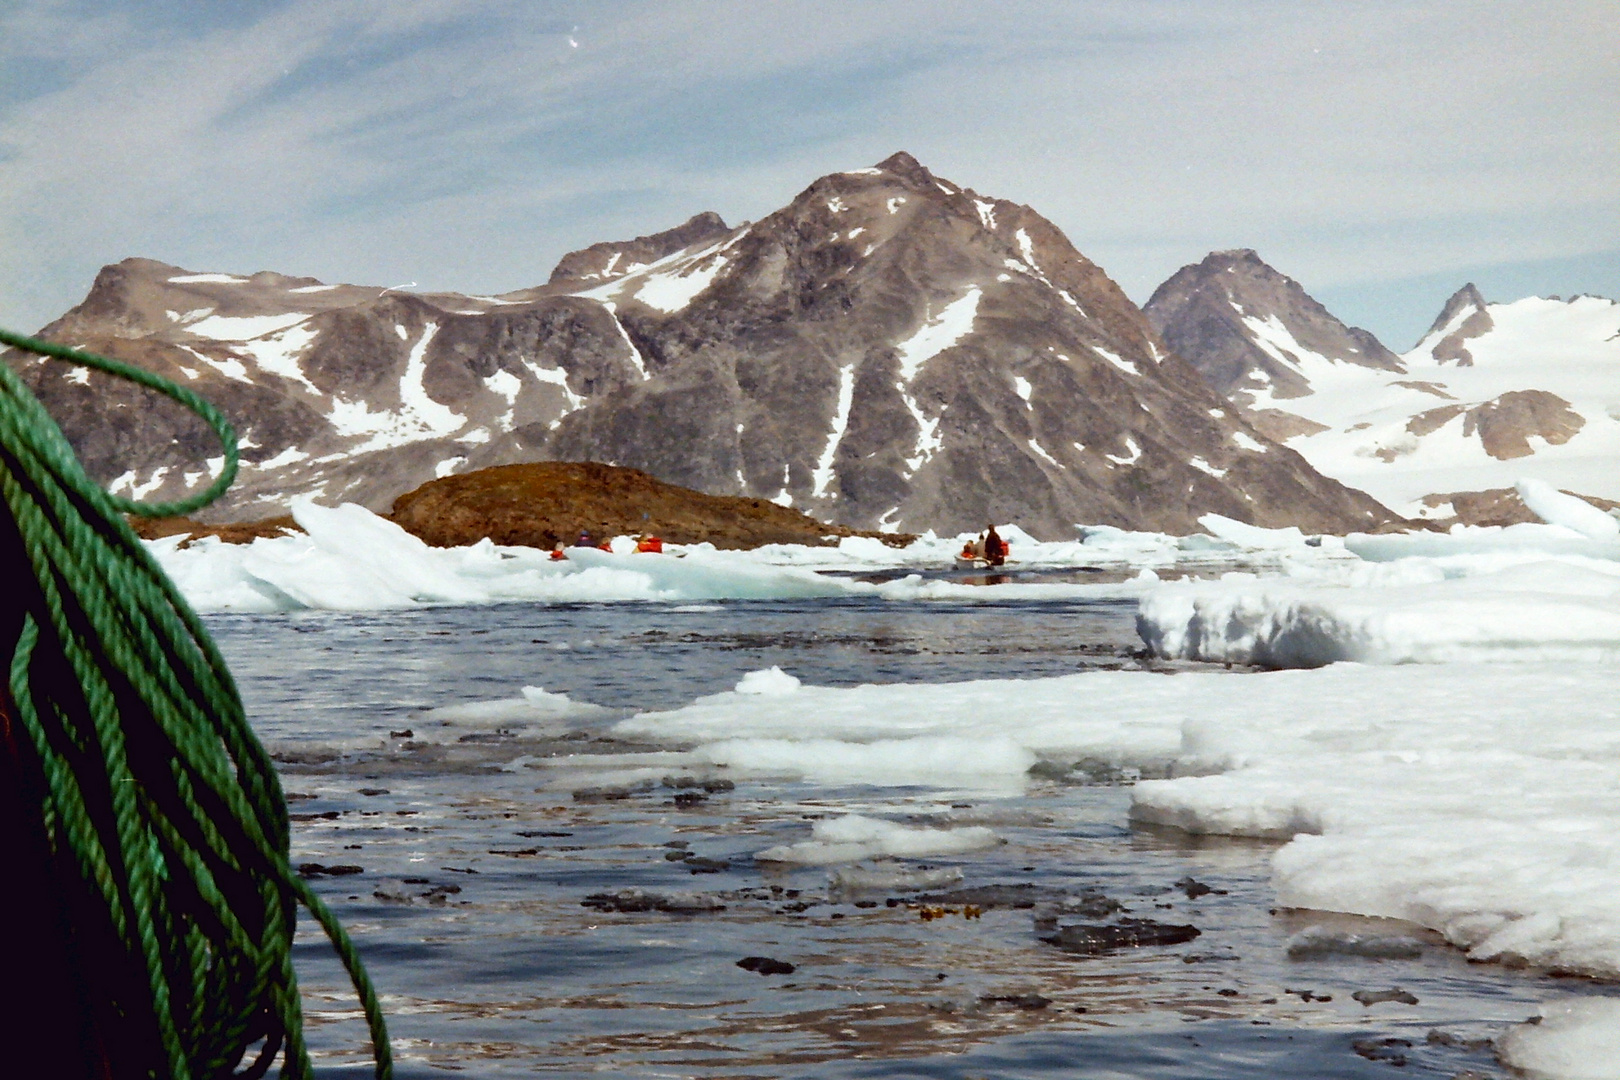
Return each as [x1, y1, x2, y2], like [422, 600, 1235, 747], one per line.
[5, 156, 1398, 537]
[1144, 249, 1404, 401]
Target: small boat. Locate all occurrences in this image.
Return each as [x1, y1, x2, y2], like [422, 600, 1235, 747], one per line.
[954, 555, 1013, 570]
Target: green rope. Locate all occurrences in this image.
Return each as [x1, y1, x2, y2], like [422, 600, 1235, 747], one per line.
[0, 329, 391, 1078]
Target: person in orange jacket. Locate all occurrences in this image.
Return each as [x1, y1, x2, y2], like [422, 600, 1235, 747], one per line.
[636, 535, 664, 553]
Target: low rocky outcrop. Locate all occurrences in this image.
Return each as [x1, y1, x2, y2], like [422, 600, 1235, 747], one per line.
[1405, 389, 1584, 461]
[388, 461, 913, 549]
[128, 514, 300, 545]
[1414, 486, 1620, 530]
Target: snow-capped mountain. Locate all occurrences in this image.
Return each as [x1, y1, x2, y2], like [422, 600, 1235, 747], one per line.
[1147, 252, 1620, 519]
[7, 153, 1392, 537]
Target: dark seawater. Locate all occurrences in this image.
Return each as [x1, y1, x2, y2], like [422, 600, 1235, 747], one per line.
[210, 599, 1571, 1078]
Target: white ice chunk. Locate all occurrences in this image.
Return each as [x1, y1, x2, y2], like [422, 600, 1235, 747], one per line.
[735, 667, 801, 695]
[755, 814, 1001, 865]
[1498, 998, 1620, 1080]
[1517, 478, 1620, 539]
[411, 685, 609, 741]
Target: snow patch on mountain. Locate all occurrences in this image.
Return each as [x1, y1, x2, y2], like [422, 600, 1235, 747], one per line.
[188, 312, 311, 340]
[812, 363, 857, 499]
[896, 287, 980, 382]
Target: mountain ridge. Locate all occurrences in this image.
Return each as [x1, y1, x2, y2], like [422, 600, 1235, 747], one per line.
[6, 153, 1397, 538]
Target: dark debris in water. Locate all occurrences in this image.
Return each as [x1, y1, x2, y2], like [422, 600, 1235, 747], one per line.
[373, 879, 463, 905]
[1352, 987, 1420, 1006]
[581, 888, 725, 914]
[1043, 918, 1201, 956]
[1175, 876, 1227, 899]
[1351, 1036, 1412, 1065]
[736, 955, 795, 975]
[297, 862, 362, 877]
[573, 780, 656, 802]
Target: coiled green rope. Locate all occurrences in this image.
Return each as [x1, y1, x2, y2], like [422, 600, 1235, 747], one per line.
[0, 328, 391, 1078]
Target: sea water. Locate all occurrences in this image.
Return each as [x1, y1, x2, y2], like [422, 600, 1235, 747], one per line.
[211, 598, 1589, 1078]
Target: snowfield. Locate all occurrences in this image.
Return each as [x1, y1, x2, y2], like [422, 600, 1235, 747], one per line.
[1229, 293, 1620, 517]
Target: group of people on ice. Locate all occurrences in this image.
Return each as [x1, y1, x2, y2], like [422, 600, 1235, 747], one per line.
[550, 531, 665, 560]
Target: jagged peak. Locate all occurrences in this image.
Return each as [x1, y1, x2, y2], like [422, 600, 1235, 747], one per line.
[547, 211, 732, 286]
[1427, 283, 1489, 334]
[1208, 248, 1264, 265]
[872, 151, 937, 188]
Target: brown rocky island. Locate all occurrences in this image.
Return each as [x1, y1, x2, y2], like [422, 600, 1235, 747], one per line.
[388, 461, 915, 550]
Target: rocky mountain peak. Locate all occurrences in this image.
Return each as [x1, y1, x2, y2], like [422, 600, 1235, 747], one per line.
[871, 150, 937, 187]
[1415, 283, 1493, 365]
[1144, 249, 1403, 407]
[1428, 283, 1488, 332]
[547, 211, 732, 287]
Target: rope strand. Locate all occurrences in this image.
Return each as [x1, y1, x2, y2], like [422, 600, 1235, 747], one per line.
[0, 328, 391, 1078]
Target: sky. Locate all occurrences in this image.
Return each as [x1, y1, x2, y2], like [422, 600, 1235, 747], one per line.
[1, 0, 1615, 350]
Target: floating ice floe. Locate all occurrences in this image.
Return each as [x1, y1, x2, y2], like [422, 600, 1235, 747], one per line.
[627, 661, 1620, 986]
[1498, 998, 1620, 1080]
[410, 686, 610, 742]
[755, 814, 1001, 865]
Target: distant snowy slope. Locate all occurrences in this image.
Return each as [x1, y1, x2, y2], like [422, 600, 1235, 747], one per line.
[1149, 251, 1620, 517]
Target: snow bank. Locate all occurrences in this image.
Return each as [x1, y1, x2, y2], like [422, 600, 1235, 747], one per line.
[1138, 557, 1620, 665]
[755, 814, 1001, 865]
[1126, 662, 1620, 980]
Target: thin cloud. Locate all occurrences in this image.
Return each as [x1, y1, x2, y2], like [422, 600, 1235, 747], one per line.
[1, 0, 1614, 345]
